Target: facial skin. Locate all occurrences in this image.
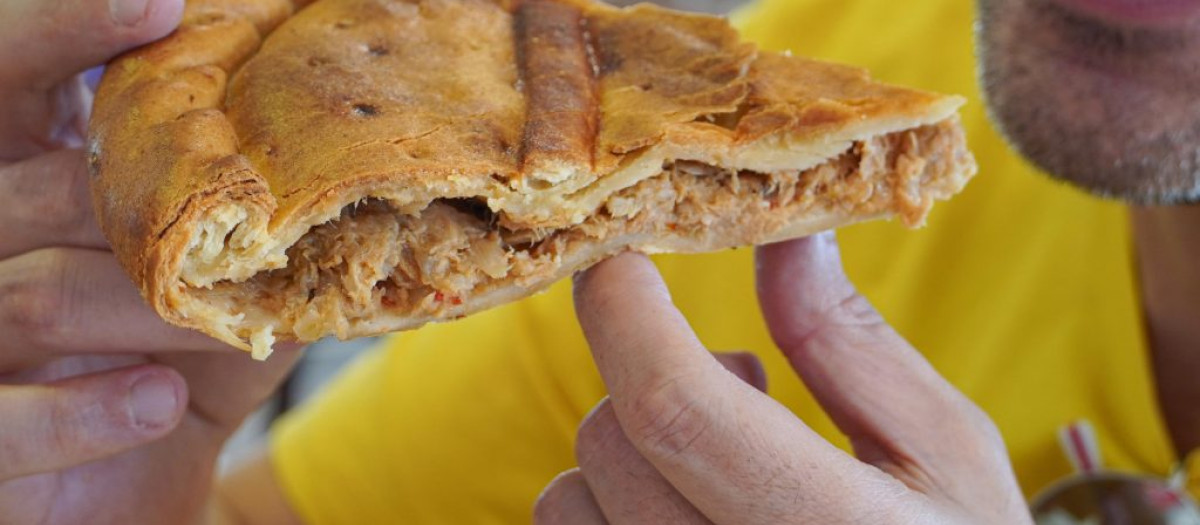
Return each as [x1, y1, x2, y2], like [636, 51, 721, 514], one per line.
[976, 0, 1200, 203]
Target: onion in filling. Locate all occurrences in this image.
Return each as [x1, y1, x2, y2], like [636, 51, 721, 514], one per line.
[195, 124, 952, 350]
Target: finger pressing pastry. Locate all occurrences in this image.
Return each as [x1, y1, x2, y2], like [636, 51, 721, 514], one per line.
[89, 0, 976, 359]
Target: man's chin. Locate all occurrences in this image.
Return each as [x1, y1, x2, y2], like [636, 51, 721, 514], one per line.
[1047, 170, 1200, 207]
[977, 0, 1200, 206]
[988, 93, 1200, 206]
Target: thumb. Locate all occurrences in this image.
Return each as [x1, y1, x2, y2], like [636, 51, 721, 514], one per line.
[0, 364, 187, 482]
[0, 0, 185, 90]
[754, 234, 999, 478]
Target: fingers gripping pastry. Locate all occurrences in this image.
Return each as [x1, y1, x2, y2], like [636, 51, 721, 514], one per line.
[89, 0, 976, 359]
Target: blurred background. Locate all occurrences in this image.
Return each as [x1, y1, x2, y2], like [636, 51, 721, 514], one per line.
[218, 337, 379, 473]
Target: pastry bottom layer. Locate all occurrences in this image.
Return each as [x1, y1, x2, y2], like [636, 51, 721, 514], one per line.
[190, 121, 963, 357]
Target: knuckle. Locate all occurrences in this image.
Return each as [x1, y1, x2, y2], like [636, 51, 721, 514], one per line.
[938, 395, 1010, 466]
[621, 377, 715, 459]
[9, 152, 95, 241]
[0, 250, 77, 348]
[961, 401, 1007, 453]
[788, 287, 889, 351]
[45, 391, 82, 461]
[57, 155, 96, 237]
[829, 291, 887, 332]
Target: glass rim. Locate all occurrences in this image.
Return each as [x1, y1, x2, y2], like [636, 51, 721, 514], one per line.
[1028, 470, 1192, 511]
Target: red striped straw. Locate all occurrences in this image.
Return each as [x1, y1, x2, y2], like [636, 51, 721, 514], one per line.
[1058, 420, 1102, 475]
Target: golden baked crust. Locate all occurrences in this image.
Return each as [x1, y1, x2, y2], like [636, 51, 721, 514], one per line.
[89, 0, 976, 359]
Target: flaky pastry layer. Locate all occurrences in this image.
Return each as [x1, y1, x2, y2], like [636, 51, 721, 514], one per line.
[89, 0, 977, 358]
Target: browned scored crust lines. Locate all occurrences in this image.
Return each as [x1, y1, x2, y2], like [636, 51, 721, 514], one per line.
[586, 4, 755, 164]
[88, 0, 977, 358]
[515, 0, 598, 180]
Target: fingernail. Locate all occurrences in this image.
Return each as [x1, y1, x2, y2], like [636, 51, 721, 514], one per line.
[110, 0, 151, 26]
[810, 230, 841, 261]
[128, 374, 178, 428]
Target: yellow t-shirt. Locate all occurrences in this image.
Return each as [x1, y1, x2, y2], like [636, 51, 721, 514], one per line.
[271, 0, 1181, 522]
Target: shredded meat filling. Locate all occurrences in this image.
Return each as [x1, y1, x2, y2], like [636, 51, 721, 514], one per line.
[217, 124, 941, 339]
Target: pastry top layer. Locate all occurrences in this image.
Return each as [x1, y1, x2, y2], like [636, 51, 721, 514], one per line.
[223, 0, 956, 225]
[87, 0, 967, 350]
[223, 0, 763, 226]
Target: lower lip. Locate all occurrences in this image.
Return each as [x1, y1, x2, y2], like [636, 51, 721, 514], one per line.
[1052, 0, 1200, 23]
